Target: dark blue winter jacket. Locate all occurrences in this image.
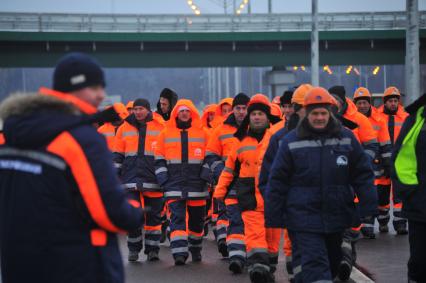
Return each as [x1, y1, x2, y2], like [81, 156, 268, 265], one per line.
[392, 94, 426, 223]
[0, 91, 143, 283]
[266, 117, 377, 233]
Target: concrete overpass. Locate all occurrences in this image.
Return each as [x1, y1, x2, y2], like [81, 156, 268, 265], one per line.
[0, 11, 425, 67]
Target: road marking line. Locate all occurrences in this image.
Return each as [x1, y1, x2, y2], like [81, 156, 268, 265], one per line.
[351, 267, 375, 282]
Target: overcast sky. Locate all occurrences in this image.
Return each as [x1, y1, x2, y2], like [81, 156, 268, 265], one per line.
[1, 0, 425, 14]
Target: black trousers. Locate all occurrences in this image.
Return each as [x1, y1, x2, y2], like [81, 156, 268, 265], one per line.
[408, 220, 426, 282]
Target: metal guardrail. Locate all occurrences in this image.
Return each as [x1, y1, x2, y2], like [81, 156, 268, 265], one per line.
[0, 11, 425, 33]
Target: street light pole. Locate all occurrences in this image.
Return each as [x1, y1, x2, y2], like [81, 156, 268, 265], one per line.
[311, 0, 319, 86]
[406, 0, 420, 104]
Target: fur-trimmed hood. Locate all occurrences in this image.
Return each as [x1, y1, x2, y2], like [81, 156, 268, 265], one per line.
[0, 93, 80, 121]
[0, 93, 86, 148]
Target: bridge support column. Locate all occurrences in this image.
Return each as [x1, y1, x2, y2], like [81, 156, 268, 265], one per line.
[266, 68, 296, 99]
[405, 0, 420, 104]
[311, 0, 319, 87]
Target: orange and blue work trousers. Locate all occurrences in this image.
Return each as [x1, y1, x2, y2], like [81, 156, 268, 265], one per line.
[127, 190, 164, 254]
[167, 199, 206, 259]
[226, 203, 246, 262]
[241, 210, 269, 270]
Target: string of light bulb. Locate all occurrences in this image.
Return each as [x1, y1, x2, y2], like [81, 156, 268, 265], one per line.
[187, 0, 201, 15]
[236, 0, 249, 15]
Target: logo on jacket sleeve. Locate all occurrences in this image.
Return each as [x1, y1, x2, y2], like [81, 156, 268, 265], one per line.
[336, 155, 348, 166]
[194, 148, 202, 157]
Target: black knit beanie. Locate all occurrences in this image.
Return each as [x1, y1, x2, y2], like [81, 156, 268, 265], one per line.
[53, 52, 105, 93]
[133, 98, 151, 111]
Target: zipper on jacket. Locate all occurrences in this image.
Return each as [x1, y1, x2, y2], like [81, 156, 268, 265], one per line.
[181, 130, 189, 164]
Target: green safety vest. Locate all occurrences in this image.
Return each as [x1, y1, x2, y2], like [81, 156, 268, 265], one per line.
[395, 106, 425, 185]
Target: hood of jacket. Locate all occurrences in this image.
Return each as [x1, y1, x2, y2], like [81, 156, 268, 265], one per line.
[166, 99, 202, 129]
[0, 92, 88, 149]
[210, 97, 234, 128]
[201, 104, 217, 128]
[156, 88, 178, 120]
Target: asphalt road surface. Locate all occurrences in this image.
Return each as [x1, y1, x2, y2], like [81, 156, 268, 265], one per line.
[123, 223, 409, 283]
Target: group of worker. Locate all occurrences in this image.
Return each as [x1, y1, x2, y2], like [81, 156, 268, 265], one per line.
[97, 71, 411, 282]
[1, 52, 425, 283]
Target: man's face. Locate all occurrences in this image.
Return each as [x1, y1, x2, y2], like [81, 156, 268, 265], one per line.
[72, 85, 105, 108]
[384, 97, 399, 112]
[133, 106, 149, 121]
[207, 112, 215, 123]
[308, 108, 330, 130]
[160, 97, 170, 113]
[249, 110, 268, 131]
[233, 105, 248, 124]
[221, 103, 232, 116]
[355, 99, 371, 115]
[281, 104, 294, 119]
[178, 109, 191, 122]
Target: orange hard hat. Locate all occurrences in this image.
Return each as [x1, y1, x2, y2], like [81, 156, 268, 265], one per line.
[270, 103, 282, 118]
[292, 84, 313, 106]
[248, 93, 270, 108]
[353, 87, 371, 100]
[126, 101, 134, 109]
[113, 102, 129, 120]
[304, 87, 336, 107]
[383, 86, 401, 98]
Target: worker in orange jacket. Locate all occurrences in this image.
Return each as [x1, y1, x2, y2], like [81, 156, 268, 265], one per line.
[210, 97, 234, 128]
[113, 98, 165, 262]
[270, 103, 283, 120]
[201, 93, 250, 267]
[154, 99, 209, 266]
[270, 85, 311, 135]
[214, 94, 280, 283]
[200, 103, 217, 234]
[201, 104, 217, 135]
[354, 87, 393, 235]
[377, 86, 409, 234]
[280, 90, 295, 121]
[126, 100, 134, 114]
[97, 103, 129, 151]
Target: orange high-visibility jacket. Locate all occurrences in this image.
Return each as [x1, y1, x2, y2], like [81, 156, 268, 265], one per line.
[214, 129, 272, 210]
[201, 104, 217, 138]
[270, 118, 286, 135]
[367, 107, 392, 179]
[98, 123, 117, 151]
[154, 99, 210, 200]
[344, 98, 379, 160]
[113, 113, 164, 192]
[210, 98, 234, 128]
[377, 105, 409, 144]
[201, 113, 240, 184]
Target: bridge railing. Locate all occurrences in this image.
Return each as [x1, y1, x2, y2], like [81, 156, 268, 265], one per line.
[0, 12, 425, 33]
